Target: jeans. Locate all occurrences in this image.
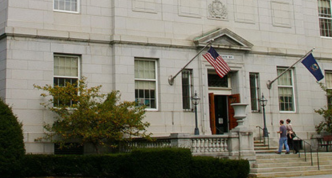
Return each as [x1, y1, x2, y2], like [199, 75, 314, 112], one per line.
[278, 137, 289, 153]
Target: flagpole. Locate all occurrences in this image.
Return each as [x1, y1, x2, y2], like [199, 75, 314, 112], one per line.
[168, 41, 213, 85]
[266, 48, 315, 89]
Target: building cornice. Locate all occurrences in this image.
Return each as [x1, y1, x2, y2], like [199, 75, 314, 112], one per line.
[1, 30, 331, 60]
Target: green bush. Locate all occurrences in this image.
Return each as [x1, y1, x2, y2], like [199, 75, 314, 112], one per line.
[22, 148, 250, 178]
[190, 156, 250, 178]
[0, 98, 25, 178]
[130, 148, 192, 178]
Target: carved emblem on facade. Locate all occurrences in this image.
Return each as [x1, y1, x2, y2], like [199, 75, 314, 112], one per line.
[208, 0, 228, 20]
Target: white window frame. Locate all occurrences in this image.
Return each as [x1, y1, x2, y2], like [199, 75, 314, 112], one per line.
[325, 71, 332, 108]
[53, 54, 81, 107]
[53, 0, 80, 13]
[249, 72, 260, 112]
[182, 69, 193, 111]
[318, 0, 332, 37]
[134, 58, 158, 111]
[277, 67, 296, 113]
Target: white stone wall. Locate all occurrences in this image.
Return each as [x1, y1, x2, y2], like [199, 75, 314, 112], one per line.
[1, 0, 332, 153]
[0, 38, 6, 98]
[5, 37, 113, 153]
[0, 0, 7, 33]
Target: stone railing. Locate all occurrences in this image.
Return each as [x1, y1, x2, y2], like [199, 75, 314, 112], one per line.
[191, 136, 228, 154]
[119, 131, 255, 162]
[119, 134, 231, 157]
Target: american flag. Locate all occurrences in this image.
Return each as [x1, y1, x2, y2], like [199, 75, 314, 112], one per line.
[203, 47, 230, 78]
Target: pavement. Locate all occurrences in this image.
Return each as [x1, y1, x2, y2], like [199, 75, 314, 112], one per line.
[289, 175, 332, 178]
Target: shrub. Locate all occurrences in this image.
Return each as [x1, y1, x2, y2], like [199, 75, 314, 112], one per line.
[130, 148, 192, 178]
[190, 156, 250, 178]
[0, 98, 26, 177]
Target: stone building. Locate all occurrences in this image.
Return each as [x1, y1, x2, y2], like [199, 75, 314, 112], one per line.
[0, 0, 331, 154]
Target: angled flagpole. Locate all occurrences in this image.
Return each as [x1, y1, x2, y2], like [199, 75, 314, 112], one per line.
[266, 48, 315, 89]
[168, 40, 213, 85]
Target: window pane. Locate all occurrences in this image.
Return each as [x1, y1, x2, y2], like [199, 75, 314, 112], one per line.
[54, 0, 78, 12]
[318, 0, 332, 37]
[182, 70, 192, 110]
[277, 68, 292, 86]
[249, 73, 260, 111]
[208, 73, 228, 87]
[277, 67, 294, 111]
[54, 55, 79, 77]
[135, 81, 156, 108]
[278, 87, 294, 111]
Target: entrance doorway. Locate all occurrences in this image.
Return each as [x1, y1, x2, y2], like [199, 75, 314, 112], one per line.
[209, 93, 240, 134]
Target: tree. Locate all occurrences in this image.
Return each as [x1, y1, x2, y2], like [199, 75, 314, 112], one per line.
[315, 83, 332, 135]
[0, 98, 25, 177]
[34, 77, 150, 154]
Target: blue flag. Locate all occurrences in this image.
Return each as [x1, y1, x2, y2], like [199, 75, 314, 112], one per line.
[301, 53, 324, 81]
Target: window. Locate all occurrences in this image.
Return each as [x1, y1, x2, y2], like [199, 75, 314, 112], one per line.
[277, 67, 295, 112]
[318, 0, 332, 37]
[135, 59, 158, 110]
[208, 70, 229, 88]
[325, 71, 332, 108]
[54, 0, 79, 13]
[249, 73, 260, 112]
[54, 54, 80, 107]
[182, 70, 193, 110]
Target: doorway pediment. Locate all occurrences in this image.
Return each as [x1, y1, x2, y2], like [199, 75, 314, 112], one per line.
[194, 28, 253, 51]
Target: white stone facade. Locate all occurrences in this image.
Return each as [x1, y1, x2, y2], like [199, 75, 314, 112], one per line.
[0, 0, 331, 154]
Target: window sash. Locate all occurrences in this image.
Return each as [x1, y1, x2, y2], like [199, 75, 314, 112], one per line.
[134, 59, 158, 109]
[325, 71, 332, 108]
[249, 73, 260, 112]
[54, 0, 79, 13]
[318, 0, 332, 37]
[53, 54, 80, 107]
[277, 68, 295, 112]
[182, 70, 192, 110]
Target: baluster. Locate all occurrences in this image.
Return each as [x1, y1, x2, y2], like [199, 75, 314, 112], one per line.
[204, 139, 208, 153]
[208, 138, 212, 152]
[221, 139, 226, 152]
[192, 139, 197, 153]
[223, 138, 228, 152]
[217, 138, 222, 152]
[199, 139, 204, 153]
[212, 138, 217, 152]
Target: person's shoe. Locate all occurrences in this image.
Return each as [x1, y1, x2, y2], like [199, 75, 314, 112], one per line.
[286, 152, 290, 154]
[276, 152, 281, 154]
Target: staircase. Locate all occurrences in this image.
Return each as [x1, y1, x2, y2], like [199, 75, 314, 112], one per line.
[249, 140, 332, 177]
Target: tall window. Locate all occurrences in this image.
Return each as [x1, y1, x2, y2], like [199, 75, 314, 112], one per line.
[54, 54, 80, 107]
[182, 70, 192, 110]
[249, 73, 260, 112]
[318, 0, 332, 37]
[135, 59, 157, 110]
[325, 71, 332, 108]
[277, 67, 295, 112]
[54, 0, 79, 13]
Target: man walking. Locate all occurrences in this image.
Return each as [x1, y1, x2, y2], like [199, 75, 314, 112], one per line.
[277, 120, 290, 154]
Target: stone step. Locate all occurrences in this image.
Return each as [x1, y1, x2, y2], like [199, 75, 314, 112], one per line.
[253, 160, 330, 168]
[251, 164, 332, 173]
[249, 169, 332, 178]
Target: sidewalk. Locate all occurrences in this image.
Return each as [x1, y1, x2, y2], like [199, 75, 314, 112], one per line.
[289, 175, 332, 178]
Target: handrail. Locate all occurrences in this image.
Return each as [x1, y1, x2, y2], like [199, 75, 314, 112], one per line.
[295, 136, 320, 170]
[256, 126, 269, 148]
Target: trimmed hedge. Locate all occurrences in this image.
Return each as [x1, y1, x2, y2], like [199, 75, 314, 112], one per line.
[22, 148, 250, 178]
[190, 156, 250, 178]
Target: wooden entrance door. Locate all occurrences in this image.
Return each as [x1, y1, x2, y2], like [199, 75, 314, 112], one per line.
[228, 94, 240, 130]
[209, 93, 216, 134]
